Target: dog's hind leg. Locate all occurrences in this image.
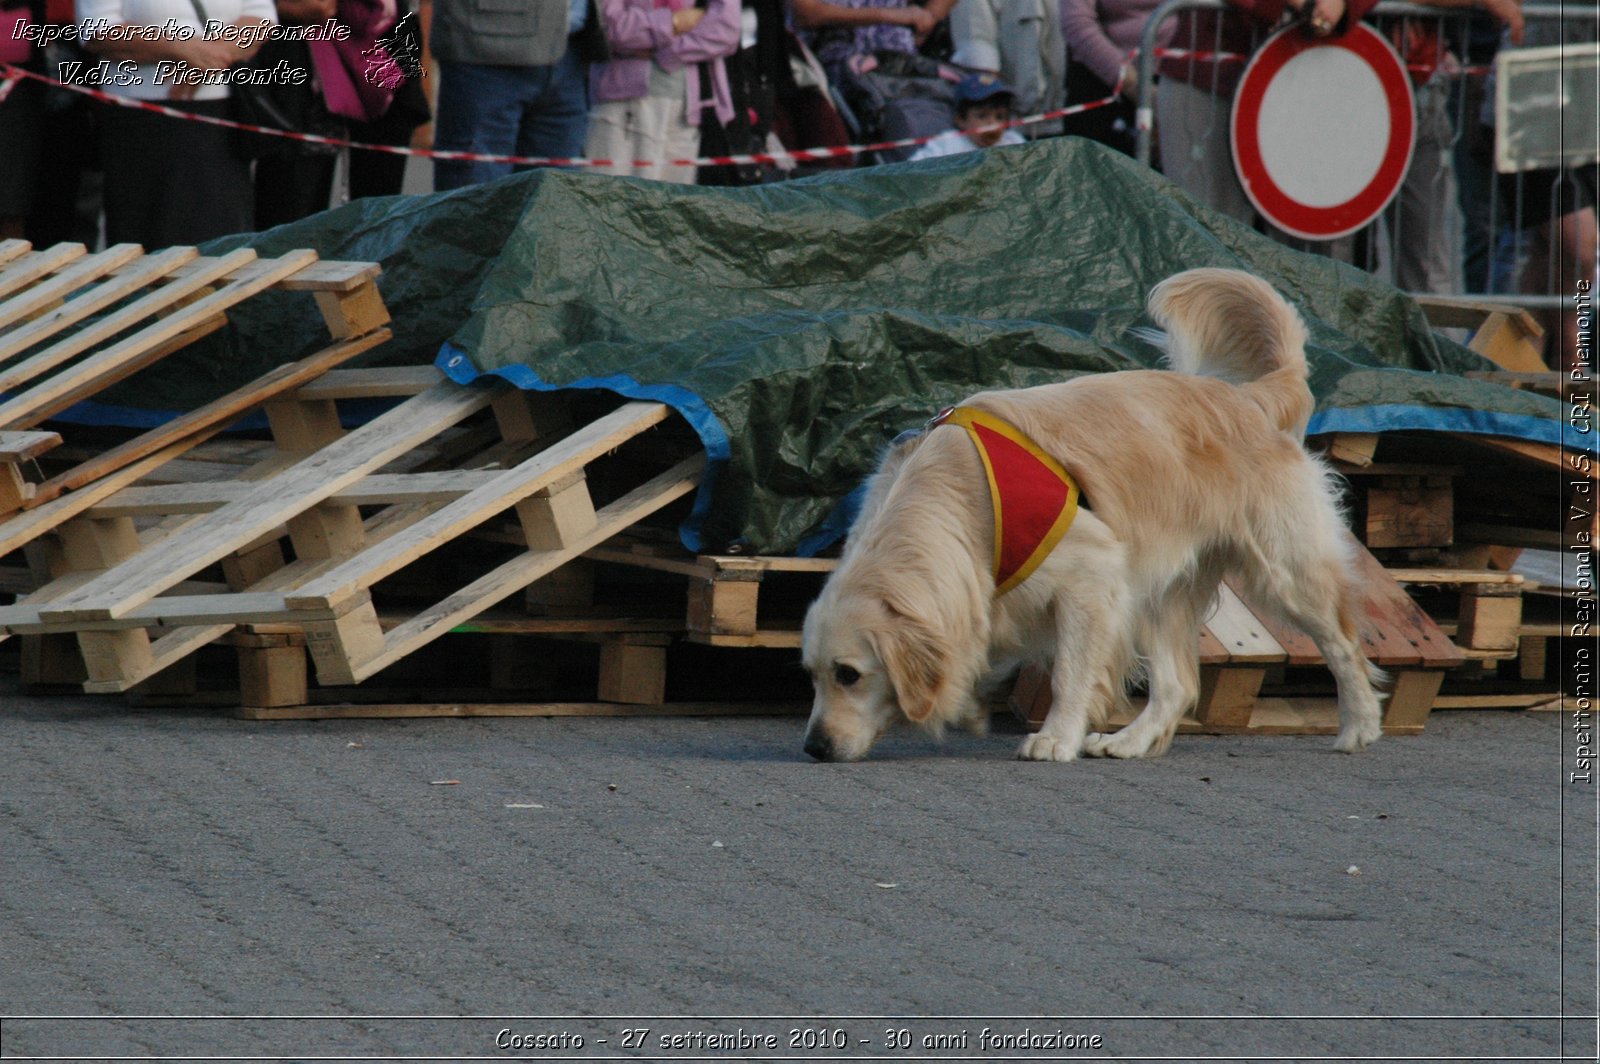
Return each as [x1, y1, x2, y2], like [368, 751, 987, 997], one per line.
[1242, 526, 1386, 752]
[1290, 590, 1386, 752]
[1083, 586, 1205, 759]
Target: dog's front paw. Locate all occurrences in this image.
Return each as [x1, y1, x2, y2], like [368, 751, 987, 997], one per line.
[1082, 730, 1148, 759]
[1017, 734, 1081, 762]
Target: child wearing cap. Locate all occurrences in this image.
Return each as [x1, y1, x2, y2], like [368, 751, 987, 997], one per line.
[908, 73, 1025, 161]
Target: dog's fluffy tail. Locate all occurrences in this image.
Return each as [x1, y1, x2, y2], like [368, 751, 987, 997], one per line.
[1147, 267, 1313, 438]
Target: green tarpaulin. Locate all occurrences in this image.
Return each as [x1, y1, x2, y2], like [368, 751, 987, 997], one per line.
[95, 137, 1566, 555]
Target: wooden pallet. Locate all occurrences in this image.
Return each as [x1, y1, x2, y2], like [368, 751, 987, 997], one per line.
[0, 368, 703, 696]
[585, 544, 834, 647]
[1388, 568, 1524, 656]
[0, 240, 393, 559]
[1009, 538, 1465, 736]
[1413, 294, 1548, 372]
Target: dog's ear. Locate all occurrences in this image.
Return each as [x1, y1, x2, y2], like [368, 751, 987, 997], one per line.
[871, 606, 946, 724]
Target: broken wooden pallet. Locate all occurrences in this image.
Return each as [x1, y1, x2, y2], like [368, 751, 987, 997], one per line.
[0, 368, 704, 697]
[1010, 538, 1465, 736]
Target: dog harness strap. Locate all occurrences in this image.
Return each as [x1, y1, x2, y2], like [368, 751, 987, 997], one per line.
[929, 406, 1081, 595]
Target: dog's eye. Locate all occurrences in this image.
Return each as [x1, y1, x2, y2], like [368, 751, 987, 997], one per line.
[834, 664, 861, 687]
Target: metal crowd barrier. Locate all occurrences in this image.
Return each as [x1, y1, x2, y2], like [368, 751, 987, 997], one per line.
[1130, 0, 1592, 319]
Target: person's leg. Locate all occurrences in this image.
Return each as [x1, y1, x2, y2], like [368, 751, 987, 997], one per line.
[433, 60, 532, 189]
[1525, 207, 1599, 373]
[99, 100, 251, 247]
[516, 49, 591, 164]
[584, 98, 637, 177]
[642, 95, 704, 183]
[254, 150, 338, 229]
[1389, 76, 1458, 294]
[1452, 73, 1494, 292]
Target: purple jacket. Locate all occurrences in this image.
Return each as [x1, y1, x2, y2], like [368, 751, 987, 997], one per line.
[590, 0, 741, 126]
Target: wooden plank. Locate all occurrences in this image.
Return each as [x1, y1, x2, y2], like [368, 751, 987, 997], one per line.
[271, 260, 381, 292]
[313, 282, 390, 340]
[35, 380, 498, 623]
[1432, 691, 1562, 710]
[0, 437, 199, 560]
[1346, 541, 1463, 669]
[237, 645, 309, 708]
[597, 640, 668, 704]
[585, 546, 840, 580]
[0, 250, 315, 429]
[83, 466, 498, 519]
[1382, 670, 1446, 730]
[1458, 584, 1524, 651]
[293, 366, 443, 401]
[704, 555, 840, 575]
[1200, 582, 1287, 664]
[1469, 311, 1548, 373]
[237, 700, 807, 721]
[1194, 666, 1265, 727]
[0, 247, 200, 365]
[0, 505, 454, 634]
[0, 248, 253, 401]
[330, 455, 702, 684]
[1230, 584, 1323, 667]
[1365, 475, 1453, 548]
[1388, 568, 1524, 586]
[687, 578, 761, 637]
[0, 431, 62, 462]
[1321, 433, 1380, 469]
[282, 402, 674, 611]
[514, 474, 598, 551]
[0, 244, 144, 332]
[0, 244, 86, 302]
[1196, 626, 1231, 665]
[26, 329, 392, 507]
[0, 239, 31, 267]
[1412, 294, 1505, 329]
[692, 629, 807, 649]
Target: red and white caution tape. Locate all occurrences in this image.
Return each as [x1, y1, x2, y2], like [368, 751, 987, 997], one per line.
[0, 44, 1485, 170]
[0, 61, 1116, 169]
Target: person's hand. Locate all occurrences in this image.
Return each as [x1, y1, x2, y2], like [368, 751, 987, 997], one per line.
[671, 7, 705, 33]
[1483, 0, 1524, 44]
[899, 4, 936, 44]
[1117, 61, 1139, 102]
[178, 35, 244, 70]
[161, 33, 244, 97]
[1289, 0, 1346, 36]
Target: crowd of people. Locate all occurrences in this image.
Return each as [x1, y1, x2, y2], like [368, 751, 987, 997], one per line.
[0, 0, 1592, 368]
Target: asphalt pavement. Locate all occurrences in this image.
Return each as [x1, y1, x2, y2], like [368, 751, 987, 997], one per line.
[0, 672, 1595, 1063]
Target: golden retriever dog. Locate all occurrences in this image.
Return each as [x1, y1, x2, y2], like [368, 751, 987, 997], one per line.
[801, 267, 1385, 762]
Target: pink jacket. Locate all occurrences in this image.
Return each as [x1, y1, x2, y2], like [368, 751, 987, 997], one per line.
[590, 0, 741, 126]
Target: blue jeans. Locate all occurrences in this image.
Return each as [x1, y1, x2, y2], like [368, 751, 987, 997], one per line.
[432, 50, 590, 190]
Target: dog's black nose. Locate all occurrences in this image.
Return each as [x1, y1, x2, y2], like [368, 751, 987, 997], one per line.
[804, 731, 834, 762]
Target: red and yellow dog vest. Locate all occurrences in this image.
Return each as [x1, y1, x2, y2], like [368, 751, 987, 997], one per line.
[929, 406, 1082, 595]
